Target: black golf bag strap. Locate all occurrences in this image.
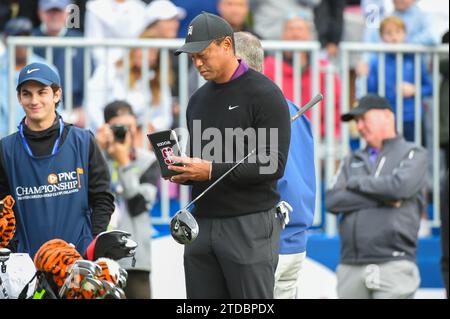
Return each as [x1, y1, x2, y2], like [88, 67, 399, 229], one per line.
[17, 271, 38, 299]
[18, 271, 58, 299]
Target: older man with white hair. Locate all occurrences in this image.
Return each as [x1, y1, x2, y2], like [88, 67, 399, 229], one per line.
[326, 94, 427, 299]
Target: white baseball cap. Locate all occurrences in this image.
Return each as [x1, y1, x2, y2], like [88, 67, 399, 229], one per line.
[144, 0, 186, 27]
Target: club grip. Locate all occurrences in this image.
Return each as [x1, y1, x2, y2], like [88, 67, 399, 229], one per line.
[291, 93, 323, 123]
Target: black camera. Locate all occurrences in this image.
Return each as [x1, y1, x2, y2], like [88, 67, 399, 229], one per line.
[110, 124, 128, 143]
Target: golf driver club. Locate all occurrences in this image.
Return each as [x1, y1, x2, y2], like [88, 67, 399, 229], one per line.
[170, 93, 324, 245]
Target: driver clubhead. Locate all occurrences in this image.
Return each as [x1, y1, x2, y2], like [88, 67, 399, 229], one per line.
[170, 209, 199, 245]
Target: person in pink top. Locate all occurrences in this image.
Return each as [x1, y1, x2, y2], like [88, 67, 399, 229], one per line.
[264, 13, 341, 138]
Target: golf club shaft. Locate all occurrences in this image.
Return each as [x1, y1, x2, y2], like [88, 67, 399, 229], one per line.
[183, 93, 323, 211]
[290, 93, 323, 123]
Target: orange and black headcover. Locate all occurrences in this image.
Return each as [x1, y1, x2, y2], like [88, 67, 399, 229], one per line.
[0, 195, 15, 248]
[34, 239, 83, 288]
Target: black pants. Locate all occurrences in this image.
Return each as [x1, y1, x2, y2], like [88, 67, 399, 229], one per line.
[184, 208, 282, 299]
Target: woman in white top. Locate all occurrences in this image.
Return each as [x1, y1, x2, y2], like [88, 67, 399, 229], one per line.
[84, 0, 147, 67]
[86, 29, 174, 143]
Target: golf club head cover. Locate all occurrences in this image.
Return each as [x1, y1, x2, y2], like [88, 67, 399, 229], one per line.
[85, 230, 137, 261]
[0, 195, 16, 248]
[95, 257, 121, 286]
[65, 258, 123, 299]
[34, 239, 83, 288]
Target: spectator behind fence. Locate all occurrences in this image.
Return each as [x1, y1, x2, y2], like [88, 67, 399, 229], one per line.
[32, 0, 86, 128]
[234, 31, 316, 299]
[364, 0, 439, 46]
[172, 0, 219, 38]
[84, 0, 146, 68]
[357, 0, 439, 77]
[86, 28, 173, 139]
[263, 13, 341, 138]
[326, 94, 427, 299]
[0, 17, 58, 138]
[95, 100, 159, 299]
[217, 0, 258, 36]
[141, 0, 184, 131]
[416, 0, 449, 42]
[313, 0, 345, 58]
[249, 0, 320, 40]
[0, 0, 40, 31]
[367, 16, 432, 143]
[142, 0, 185, 38]
[0, 0, 85, 32]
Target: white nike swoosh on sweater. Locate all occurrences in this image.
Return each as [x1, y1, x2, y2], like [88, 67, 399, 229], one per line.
[228, 105, 239, 110]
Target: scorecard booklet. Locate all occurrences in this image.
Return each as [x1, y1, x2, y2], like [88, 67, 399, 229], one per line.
[147, 130, 183, 178]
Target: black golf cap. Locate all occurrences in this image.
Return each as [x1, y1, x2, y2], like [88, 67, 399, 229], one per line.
[174, 12, 234, 56]
[341, 94, 393, 122]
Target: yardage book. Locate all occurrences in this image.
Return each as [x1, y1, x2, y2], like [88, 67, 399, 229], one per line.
[147, 130, 183, 178]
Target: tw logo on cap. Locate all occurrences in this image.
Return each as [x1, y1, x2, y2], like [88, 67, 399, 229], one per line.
[188, 25, 193, 36]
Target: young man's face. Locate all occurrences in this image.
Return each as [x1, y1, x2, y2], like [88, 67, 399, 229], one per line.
[190, 37, 232, 82]
[17, 81, 61, 124]
[381, 23, 406, 44]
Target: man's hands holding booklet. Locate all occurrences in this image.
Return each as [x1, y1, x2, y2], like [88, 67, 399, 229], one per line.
[167, 156, 212, 183]
[147, 129, 212, 183]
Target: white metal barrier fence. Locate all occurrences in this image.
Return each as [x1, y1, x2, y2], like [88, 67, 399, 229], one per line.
[5, 37, 448, 234]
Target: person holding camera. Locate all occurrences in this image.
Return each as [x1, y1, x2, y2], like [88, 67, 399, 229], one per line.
[95, 100, 159, 299]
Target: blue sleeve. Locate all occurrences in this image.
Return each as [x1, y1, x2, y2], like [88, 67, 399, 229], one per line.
[410, 14, 439, 45]
[420, 60, 433, 97]
[367, 56, 379, 94]
[73, 48, 85, 107]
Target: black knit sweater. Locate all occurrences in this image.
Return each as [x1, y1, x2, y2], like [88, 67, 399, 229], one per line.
[186, 69, 291, 218]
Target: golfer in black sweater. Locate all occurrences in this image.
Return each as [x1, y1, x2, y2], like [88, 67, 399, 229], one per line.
[170, 12, 291, 299]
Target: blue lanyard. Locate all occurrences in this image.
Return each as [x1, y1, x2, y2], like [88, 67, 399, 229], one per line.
[19, 116, 64, 157]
